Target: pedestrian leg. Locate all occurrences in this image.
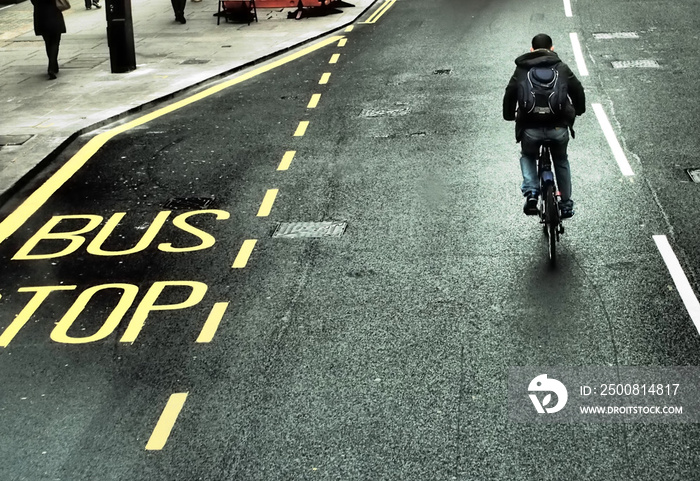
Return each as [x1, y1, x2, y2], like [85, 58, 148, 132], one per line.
[42, 34, 61, 79]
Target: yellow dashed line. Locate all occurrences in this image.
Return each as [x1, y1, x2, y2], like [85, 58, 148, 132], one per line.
[338, 38, 347, 47]
[257, 189, 279, 217]
[319, 72, 331, 84]
[0, 35, 344, 246]
[278, 151, 296, 171]
[196, 302, 229, 343]
[345, 25, 354, 32]
[329, 53, 340, 64]
[294, 121, 309, 136]
[232, 239, 257, 268]
[145, 393, 188, 451]
[307, 93, 321, 109]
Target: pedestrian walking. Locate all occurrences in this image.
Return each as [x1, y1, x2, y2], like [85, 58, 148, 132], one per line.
[84, 0, 102, 10]
[31, 0, 66, 80]
[171, 0, 187, 23]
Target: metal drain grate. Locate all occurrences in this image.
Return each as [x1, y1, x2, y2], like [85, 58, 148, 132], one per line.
[360, 107, 411, 118]
[433, 69, 452, 75]
[593, 32, 639, 39]
[687, 169, 700, 183]
[611, 60, 660, 68]
[163, 197, 217, 210]
[0, 135, 33, 146]
[272, 221, 347, 238]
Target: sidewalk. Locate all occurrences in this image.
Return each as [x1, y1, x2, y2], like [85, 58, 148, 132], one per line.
[0, 0, 375, 201]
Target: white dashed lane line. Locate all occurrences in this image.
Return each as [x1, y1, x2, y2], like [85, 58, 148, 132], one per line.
[592, 103, 635, 176]
[653, 235, 700, 333]
[563, 0, 572, 17]
[568, 32, 588, 76]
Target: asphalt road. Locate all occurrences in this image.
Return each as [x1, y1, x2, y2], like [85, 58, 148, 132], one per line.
[2, 0, 700, 479]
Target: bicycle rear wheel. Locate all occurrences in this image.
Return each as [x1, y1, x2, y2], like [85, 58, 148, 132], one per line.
[544, 184, 557, 265]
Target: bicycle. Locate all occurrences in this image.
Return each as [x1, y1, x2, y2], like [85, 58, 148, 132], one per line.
[537, 142, 564, 266]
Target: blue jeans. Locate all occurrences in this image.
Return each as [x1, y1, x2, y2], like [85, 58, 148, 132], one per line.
[519, 126, 573, 209]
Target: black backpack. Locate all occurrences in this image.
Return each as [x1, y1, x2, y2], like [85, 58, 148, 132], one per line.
[518, 66, 569, 119]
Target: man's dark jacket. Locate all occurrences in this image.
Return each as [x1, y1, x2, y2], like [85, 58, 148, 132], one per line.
[503, 49, 585, 142]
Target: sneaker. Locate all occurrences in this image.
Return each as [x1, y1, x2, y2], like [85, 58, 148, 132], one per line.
[523, 192, 538, 215]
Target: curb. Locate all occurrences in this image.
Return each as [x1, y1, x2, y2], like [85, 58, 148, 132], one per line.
[0, 0, 377, 207]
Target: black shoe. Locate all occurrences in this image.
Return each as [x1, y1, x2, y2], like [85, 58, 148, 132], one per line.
[523, 193, 538, 215]
[176, 14, 186, 23]
[92, 2, 102, 8]
[48, 72, 57, 80]
[560, 208, 574, 219]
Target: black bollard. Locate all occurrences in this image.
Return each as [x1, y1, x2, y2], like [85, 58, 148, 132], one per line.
[105, 0, 136, 73]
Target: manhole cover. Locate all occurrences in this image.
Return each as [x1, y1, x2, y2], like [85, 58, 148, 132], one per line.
[0, 135, 33, 146]
[611, 60, 660, 68]
[181, 59, 211, 65]
[62, 57, 108, 69]
[272, 221, 347, 238]
[687, 169, 700, 183]
[360, 107, 411, 118]
[163, 197, 216, 209]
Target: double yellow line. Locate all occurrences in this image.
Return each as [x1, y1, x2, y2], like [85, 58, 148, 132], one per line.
[363, 0, 396, 24]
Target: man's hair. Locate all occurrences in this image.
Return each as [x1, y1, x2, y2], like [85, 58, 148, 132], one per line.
[532, 33, 553, 50]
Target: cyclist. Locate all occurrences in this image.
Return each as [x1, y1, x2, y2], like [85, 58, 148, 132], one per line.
[503, 33, 586, 218]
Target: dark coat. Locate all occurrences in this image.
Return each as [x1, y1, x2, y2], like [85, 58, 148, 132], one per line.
[503, 49, 585, 141]
[31, 0, 66, 36]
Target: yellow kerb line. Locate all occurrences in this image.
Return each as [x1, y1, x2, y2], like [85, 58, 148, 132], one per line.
[364, 0, 395, 23]
[319, 72, 331, 84]
[307, 93, 321, 109]
[278, 150, 296, 171]
[232, 239, 257, 268]
[196, 302, 229, 343]
[257, 189, 278, 217]
[0, 35, 345, 246]
[145, 392, 188, 451]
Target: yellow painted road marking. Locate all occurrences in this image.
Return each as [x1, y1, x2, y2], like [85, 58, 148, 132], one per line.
[294, 121, 309, 137]
[319, 72, 331, 85]
[0, 35, 345, 246]
[145, 392, 188, 451]
[278, 151, 296, 171]
[338, 38, 347, 47]
[363, 0, 395, 23]
[307, 93, 321, 109]
[329, 53, 340, 64]
[257, 189, 278, 217]
[232, 239, 257, 268]
[344, 25, 353, 32]
[0, 285, 77, 348]
[196, 302, 229, 343]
